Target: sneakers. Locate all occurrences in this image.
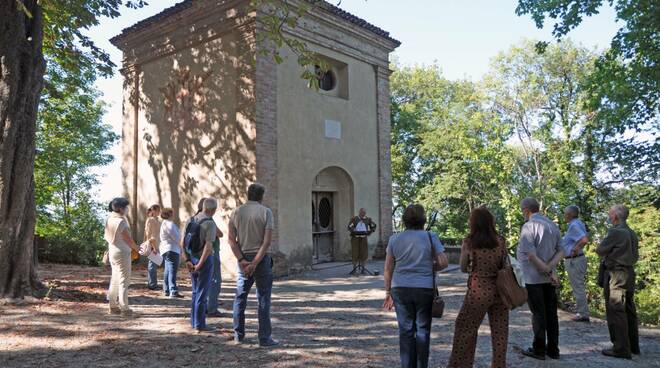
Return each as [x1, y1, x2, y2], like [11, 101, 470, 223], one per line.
[602, 348, 632, 359]
[195, 325, 217, 334]
[170, 292, 183, 299]
[108, 307, 121, 315]
[259, 338, 280, 347]
[120, 309, 135, 318]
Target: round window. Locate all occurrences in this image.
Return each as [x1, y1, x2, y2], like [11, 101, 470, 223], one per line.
[315, 65, 336, 91]
[318, 197, 332, 228]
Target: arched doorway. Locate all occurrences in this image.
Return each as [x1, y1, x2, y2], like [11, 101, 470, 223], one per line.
[312, 166, 354, 264]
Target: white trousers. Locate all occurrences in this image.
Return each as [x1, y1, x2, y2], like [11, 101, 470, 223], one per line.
[565, 255, 589, 317]
[108, 248, 132, 310]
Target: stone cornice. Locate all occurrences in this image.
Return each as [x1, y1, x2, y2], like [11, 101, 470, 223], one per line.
[112, 0, 253, 53]
[119, 17, 255, 69]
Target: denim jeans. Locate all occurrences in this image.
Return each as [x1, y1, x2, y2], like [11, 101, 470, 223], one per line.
[233, 254, 273, 342]
[147, 260, 158, 289]
[190, 258, 213, 329]
[391, 287, 434, 368]
[162, 251, 180, 294]
[207, 251, 222, 314]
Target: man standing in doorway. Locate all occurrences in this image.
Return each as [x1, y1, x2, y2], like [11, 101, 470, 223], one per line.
[348, 208, 377, 274]
[228, 183, 279, 347]
[517, 198, 564, 361]
[562, 205, 590, 322]
[596, 204, 640, 359]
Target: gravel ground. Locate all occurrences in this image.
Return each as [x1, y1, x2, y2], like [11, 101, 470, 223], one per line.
[0, 262, 658, 368]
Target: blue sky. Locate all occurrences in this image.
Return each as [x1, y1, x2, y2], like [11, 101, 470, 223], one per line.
[92, 0, 620, 200]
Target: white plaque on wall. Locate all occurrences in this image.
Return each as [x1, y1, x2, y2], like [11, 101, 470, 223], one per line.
[324, 120, 341, 140]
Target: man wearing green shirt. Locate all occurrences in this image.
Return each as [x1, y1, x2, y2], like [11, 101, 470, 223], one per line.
[596, 204, 640, 359]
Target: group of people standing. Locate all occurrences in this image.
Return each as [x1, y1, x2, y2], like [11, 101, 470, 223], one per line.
[383, 198, 640, 368]
[104, 183, 279, 346]
[104, 186, 640, 365]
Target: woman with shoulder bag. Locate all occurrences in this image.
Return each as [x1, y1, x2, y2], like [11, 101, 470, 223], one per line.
[383, 204, 449, 368]
[448, 207, 509, 368]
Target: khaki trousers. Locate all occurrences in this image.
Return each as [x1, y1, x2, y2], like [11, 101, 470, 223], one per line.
[565, 255, 589, 317]
[351, 236, 368, 266]
[108, 247, 132, 311]
[604, 266, 639, 356]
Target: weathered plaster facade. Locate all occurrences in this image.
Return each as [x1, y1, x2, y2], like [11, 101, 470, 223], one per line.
[111, 0, 399, 278]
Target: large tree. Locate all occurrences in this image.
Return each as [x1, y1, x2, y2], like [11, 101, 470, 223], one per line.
[0, 0, 46, 300]
[516, 0, 659, 185]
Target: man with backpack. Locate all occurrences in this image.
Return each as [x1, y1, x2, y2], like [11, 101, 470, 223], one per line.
[228, 183, 279, 346]
[183, 197, 218, 333]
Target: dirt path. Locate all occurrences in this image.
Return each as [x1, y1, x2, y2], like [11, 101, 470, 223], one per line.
[1, 262, 658, 367]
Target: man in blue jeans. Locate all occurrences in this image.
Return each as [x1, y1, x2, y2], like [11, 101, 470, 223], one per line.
[207, 232, 223, 317]
[184, 198, 217, 333]
[228, 183, 278, 347]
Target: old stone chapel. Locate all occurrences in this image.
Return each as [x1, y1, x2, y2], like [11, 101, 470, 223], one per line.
[111, 0, 400, 276]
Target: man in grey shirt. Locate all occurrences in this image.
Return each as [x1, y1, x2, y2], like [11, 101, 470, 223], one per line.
[228, 183, 278, 347]
[516, 197, 564, 361]
[185, 198, 217, 333]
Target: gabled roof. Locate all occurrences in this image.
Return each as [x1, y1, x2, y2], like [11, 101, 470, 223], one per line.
[110, 0, 400, 47]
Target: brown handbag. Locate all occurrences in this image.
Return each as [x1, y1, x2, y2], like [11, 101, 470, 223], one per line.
[428, 232, 445, 318]
[496, 249, 528, 310]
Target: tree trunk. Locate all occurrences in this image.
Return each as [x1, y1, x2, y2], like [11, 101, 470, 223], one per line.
[0, 0, 45, 300]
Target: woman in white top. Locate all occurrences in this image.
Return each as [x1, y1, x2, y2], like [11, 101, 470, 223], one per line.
[160, 208, 183, 298]
[105, 197, 143, 316]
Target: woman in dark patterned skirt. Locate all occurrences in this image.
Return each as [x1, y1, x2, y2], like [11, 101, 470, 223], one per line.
[448, 207, 509, 368]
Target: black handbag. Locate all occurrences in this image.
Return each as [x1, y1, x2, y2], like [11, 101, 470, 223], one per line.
[428, 232, 445, 318]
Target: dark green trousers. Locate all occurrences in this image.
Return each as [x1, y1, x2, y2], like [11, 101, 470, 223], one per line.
[604, 266, 640, 356]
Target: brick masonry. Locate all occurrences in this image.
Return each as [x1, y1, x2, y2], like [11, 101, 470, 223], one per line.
[373, 66, 394, 259]
[255, 23, 279, 252]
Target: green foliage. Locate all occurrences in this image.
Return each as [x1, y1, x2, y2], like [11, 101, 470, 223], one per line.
[629, 203, 660, 324]
[37, 194, 107, 266]
[253, 0, 331, 89]
[516, 0, 660, 186]
[40, 0, 147, 82]
[390, 40, 659, 324]
[35, 59, 117, 266]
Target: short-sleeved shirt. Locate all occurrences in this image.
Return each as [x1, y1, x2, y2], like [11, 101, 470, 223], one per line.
[561, 218, 588, 257]
[229, 201, 274, 254]
[386, 230, 445, 289]
[193, 212, 217, 251]
[105, 213, 131, 254]
[517, 213, 562, 285]
[159, 219, 181, 255]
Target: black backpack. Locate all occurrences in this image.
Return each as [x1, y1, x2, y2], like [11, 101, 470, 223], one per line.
[183, 217, 213, 259]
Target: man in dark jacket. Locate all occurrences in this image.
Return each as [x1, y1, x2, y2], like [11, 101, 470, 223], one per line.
[596, 204, 640, 359]
[347, 208, 377, 273]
